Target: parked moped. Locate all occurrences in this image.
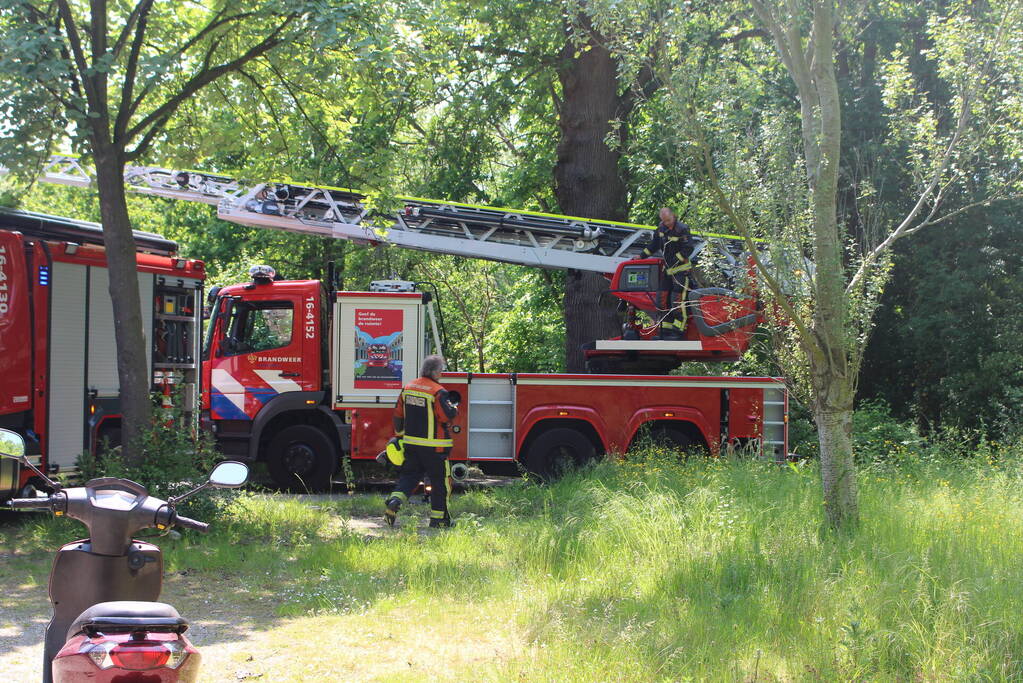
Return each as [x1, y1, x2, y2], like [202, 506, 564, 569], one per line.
[0, 428, 247, 683]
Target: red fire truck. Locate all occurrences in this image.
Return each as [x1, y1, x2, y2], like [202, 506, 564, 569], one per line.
[203, 268, 787, 490]
[0, 208, 204, 501]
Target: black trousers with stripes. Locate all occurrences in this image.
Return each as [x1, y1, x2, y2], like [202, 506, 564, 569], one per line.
[394, 444, 450, 516]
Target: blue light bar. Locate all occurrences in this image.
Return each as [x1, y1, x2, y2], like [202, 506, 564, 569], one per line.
[38, 265, 50, 286]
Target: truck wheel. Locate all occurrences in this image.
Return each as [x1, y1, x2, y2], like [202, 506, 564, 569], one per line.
[525, 427, 596, 483]
[267, 425, 336, 493]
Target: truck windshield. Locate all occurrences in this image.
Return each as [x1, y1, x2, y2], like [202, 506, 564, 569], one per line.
[223, 301, 294, 355]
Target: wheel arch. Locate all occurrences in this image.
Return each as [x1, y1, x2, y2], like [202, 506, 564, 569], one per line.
[250, 392, 347, 462]
[627, 416, 710, 452]
[517, 418, 605, 464]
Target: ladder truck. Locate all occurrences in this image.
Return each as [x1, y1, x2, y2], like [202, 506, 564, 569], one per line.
[11, 155, 786, 491]
[0, 207, 204, 502]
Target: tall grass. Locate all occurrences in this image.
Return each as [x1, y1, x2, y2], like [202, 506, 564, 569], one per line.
[6, 439, 1023, 680]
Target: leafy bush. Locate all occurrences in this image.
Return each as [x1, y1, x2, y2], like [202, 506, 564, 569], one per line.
[852, 399, 922, 463]
[786, 401, 819, 458]
[77, 390, 237, 521]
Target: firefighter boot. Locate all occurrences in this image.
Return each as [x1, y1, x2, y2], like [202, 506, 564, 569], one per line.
[428, 512, 454, 529]
[384, 495, 403, 527]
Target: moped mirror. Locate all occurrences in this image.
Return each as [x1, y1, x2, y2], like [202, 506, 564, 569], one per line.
[0, 428, 25, 458]
[209, 461, 248, 488]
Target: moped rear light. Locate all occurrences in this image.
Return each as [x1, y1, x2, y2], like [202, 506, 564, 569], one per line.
[111, 641, 170, 670]
[80, 638, 188, 670]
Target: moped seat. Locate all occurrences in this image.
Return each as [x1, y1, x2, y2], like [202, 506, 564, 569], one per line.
[68, 601, 189, 640]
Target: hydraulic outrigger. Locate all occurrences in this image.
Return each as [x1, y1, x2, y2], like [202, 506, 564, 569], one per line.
[7, 154, 764, 372]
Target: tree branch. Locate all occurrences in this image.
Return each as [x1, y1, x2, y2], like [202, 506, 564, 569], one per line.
[111, 0, 148, 59]
[54, 0, 99, 113]
[125, 15, 297, 155]
[123, 9, 261, 126]
[114, 0, 155, 144]
[236, 66, 291, 157]
[682, 95, 824, 365]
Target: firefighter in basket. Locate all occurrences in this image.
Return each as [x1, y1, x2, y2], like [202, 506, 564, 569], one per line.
[383, 355, 459, 528]
[642, 207, 698, 339]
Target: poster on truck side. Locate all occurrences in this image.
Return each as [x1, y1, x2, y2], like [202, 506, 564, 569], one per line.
[353, 308, 403, 389]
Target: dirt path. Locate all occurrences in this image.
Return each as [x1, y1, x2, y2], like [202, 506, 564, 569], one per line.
[0, 513, 526, 682]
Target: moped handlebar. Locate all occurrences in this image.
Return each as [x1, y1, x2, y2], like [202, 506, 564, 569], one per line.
[8, 497, 54, 510]
[172, 514, 209, 533]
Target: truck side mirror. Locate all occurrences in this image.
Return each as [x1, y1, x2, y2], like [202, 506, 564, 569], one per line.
[0, 429, 24, 458]
[209, 461, 248, 488]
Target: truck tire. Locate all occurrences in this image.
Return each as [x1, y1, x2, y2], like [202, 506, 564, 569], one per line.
[524, 427, 596, 483]
[266, 425, 337, 492]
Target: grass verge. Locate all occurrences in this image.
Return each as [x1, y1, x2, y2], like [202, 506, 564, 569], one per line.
[3, 445, 1023, 681]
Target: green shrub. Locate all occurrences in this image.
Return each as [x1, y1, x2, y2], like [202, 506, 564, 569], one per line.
[76, 390, 237, 521]
[785, 401, 819, 458]
[852, 399, 922, 464]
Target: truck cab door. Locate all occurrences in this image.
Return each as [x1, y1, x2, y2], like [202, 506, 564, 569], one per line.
[208, 291, 319, 421]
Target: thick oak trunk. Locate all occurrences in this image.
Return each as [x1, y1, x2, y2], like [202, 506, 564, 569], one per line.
[93, 146, 153, 463]
[554, 14, 629, 372]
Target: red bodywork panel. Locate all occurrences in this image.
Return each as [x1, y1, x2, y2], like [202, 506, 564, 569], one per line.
[41, 239, 205, 278]
[0, 231, 31, 416]
[349, 373, 782, 462]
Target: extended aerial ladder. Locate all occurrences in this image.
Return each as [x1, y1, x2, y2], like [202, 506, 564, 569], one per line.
[6, 154, 764, 371]
[25, 155, 757, 272]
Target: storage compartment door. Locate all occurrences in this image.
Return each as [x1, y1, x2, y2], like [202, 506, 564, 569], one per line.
[762, 386, 788, 462]
[48, 262, 87, 470]
[466, 377, 515, 460]
[89, 269, 154, 398]
[138, 272, 153, 380]
[87, 268, 118, 397]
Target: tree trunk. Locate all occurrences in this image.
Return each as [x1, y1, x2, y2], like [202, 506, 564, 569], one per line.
[814, 401, 858, 529]
[93, 145, 153, 463]
[807, 0, 860, 530]
[554, 12, 629, 372]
